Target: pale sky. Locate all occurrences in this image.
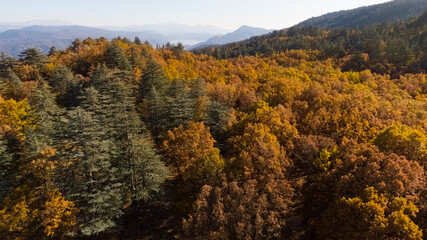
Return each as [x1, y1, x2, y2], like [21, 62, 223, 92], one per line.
[0, 0, 391, 29]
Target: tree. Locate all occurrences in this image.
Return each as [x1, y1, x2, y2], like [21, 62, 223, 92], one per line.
[50, 65, 81, 108]
[0, 98, 36, 136]
[87, 65, 167, 204]
[165, 79, 195, 129]
[0, 135, 13, 200]
[189, 78, 208, 122]
[172, 43, 185, 56]
[134, 36, 142, 45]
[3, 69, 25, 100]
[232, 102, 299, 151]
[203, 100, 234, 147]
[18, 48, 47, 67]
[316, 187, 423, 240]
[104, 43, 131, 70]
[40, 189, 76, 238]
[161, 122, 217, 181]
[139, 58, 168, 99]
[183, 175, 294, 240]
[0, 142, 76, 239]
[228, 123, 289, 179]
[161, 122, 222, 215]
[374, 123, 427, 165]
[48, 46, 58, 57]
[125, 132, 168, 202]
[57, 66, 168, 235]
[291, 134, 336, 176]
[306, 140, 426, 235]
[62, 88, 123, 236]
[182, 122, 296, 239]
[144, 85, 167, 143]
[0, 186, 77, 239]
[0, 187, 39, 239]
[26, 79, 62, 155]
[0, 52, 17, 78]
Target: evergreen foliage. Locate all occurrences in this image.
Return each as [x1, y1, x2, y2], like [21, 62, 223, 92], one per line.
[104, 43, 131, 70]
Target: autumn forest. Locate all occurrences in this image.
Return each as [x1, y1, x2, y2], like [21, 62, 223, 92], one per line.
[0, 8, 427, 240]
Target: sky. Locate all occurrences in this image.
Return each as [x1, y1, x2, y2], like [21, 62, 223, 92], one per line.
[0, 0, 391, 30]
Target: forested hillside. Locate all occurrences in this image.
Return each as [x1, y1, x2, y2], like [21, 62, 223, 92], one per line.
[297, 0, 427, 29]
[195, 10, 427, 78]
[0, 13, 426, 240]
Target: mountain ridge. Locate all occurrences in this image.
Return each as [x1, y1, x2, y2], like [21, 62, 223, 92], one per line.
[100, 23, 230, 35]
[190, 25, 272, 50]
[0, 25, 219, 56]
[296, 0, 427, 29]
[0, 26, 169, 56]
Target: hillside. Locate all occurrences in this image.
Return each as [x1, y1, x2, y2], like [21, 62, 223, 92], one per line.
[190, 25, 272, 49]
[194, 10, 427, 77]
[297, 0, 427, 29]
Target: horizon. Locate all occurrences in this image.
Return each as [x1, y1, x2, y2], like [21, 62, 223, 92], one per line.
[1, 0, 391, 30]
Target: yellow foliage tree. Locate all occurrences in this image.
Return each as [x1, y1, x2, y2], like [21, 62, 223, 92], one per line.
[161, 122, 219, 181]
[41, 189, 76, 238]
[0, 98, 36, 135]
[316, 187, 423, 240]
[0, 186, 76, 239]
[229, 123, 289, 179]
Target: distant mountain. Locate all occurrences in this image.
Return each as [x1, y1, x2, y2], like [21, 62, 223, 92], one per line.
[0, 26, 172, 56]
[0, 22, 232, 56]
[297, 0, 427, 29]
[102, 23, 230, 35]
[190, 25, 272, 50]
[0, 20, 73, 32]
[102, 23, 232, 46]
[20, 25, 168, 40]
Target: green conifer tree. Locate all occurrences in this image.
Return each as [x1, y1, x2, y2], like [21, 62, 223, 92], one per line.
[145, 85, 167, 143]
[18, 48, 47, 67]
[166, 79, 194, 129]
[91, 67, 167, 203]
[64, 88, 123, 236]
[51, 66, 81, 108]
[0, 52, 17, 78]
[134, 37, 142, 45]
[26, 79, 62, 155]
[104, 43, 131, 71]
[139, 58, 168, 99]
[0, 135, 13, 200]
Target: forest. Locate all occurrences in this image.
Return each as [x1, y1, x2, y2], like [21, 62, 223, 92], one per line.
[0, 12, 426, 240]
[195, 10, 427, 77]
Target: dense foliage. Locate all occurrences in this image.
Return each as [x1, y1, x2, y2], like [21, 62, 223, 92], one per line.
[0, 13, 426, 240]
[195, 10, 427, 77]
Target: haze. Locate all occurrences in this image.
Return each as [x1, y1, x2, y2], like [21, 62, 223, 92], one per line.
[2, 0, 390, 30]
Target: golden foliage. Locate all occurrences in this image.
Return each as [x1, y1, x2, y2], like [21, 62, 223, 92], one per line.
[0, 98, 36, 135]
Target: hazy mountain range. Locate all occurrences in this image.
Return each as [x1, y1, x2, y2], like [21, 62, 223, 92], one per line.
[101, 23, 230, 35]
[190, 25, 272, 50]
[0, 20, 72, 32]
[0, 21, 268, 56]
